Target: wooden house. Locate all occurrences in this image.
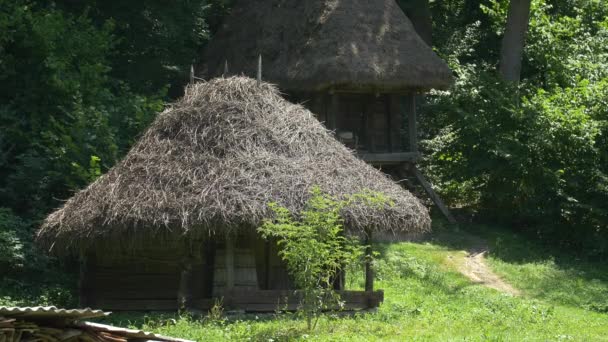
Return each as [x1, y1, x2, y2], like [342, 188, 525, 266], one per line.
[38, 77, 431, 312]
[203, 0, 453, 165]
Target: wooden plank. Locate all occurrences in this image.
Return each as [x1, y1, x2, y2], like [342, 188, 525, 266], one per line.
[328, 93, 338, 130]
[364, 230, 374, 292]
[412, 167, 457, 224]
[177, 256, 193, 310]
[79, 250, 91, 307]
[390, 95, 403, 151]
[194, 290, 384, 311]
[88, 288, 178, 299]
[225, 235, 235, 293]
[91, 274, 179, 283]
[384, 94, 393, 152]
[93, 299, 178, 311]
[358, 152, 420, 164]
[406, 94, 418, 152]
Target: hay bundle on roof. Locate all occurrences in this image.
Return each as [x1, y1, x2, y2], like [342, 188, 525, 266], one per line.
[204, 0, 453, 92]
[38, 77, 430, 253]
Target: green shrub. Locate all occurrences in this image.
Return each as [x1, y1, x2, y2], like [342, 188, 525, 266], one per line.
[258, 187, 389, 330]
[0, 208, 29, 273]
[420, 0, 608, 254]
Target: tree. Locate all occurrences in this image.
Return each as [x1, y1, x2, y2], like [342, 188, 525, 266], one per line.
[499, 0, 532, 82]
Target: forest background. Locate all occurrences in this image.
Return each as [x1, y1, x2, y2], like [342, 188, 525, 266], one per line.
[1, 0, 606, 303]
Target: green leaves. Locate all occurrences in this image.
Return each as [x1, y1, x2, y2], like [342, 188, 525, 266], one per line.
[258, 187, 389, 330]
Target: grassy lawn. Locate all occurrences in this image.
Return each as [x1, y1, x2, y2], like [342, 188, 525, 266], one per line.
[96, 224, 608, 341]
[3, 223, 608, 340]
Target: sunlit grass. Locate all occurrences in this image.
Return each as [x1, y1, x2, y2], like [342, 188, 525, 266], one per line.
[100, 225, 608, 341]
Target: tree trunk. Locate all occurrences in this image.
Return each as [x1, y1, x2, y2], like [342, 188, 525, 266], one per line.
[499, 0, 532, 83]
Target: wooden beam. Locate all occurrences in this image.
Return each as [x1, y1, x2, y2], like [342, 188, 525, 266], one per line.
[364, 229, 374, 292]
[257, 54, 262, 85]
[205, 240, 216, 298]
[177, 255, 193, 311]
[264, 240, 270, 290]
[78, 249, 88, 307]
[225, 235, 235, 289]
[328, 92, 338, 130]
[193, 290, 384, 311]
[358, 152, 420, 164]
[385, 94, 393, 153]
[406, 94, 418, 152]
[412, 167, 457, 224]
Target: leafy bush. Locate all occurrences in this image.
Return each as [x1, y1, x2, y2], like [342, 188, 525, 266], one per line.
[0, 207, 77, 307]
[0, 1, 165, 216]
[421, 0, 608, 254]
[258, 187, 389, 330]
[0, 208, 29, 273]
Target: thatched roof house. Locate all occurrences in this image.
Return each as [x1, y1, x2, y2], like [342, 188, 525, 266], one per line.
[203, 0, 453, 165]
[204, 0, 453, 92]
[38, 77, 430, 311]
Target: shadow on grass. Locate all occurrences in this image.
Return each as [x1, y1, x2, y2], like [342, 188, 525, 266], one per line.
[424, 218, 608, 311]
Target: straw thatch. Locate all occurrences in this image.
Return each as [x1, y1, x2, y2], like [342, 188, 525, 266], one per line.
[38, 77, 430, 253]
[203, 0, 453, 92]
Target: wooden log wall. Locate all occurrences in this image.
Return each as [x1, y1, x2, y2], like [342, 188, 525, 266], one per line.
[294, 92, 405, 154]
[212, 234, 259, 296]
[84, 239, 211, 311]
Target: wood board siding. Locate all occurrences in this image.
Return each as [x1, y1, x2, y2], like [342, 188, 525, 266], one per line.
[83, 239, 210, 311]
[212, 234, 259, 295]
[295, 92, 406, 156]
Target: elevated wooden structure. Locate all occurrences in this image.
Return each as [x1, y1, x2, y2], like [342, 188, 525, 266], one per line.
[204, 0, 456, 223]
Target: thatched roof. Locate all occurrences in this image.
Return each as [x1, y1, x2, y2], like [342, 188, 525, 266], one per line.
[203, 0, 453, 92]
[38, 77, 430, 253]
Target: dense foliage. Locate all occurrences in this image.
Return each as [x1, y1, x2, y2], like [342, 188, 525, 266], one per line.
[421, 0, 608, 254]
[0, 0, 607, 292]
[0, 0, 227, 281]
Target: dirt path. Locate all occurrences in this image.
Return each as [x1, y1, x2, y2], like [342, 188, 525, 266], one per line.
[434, 230, 520, 295]
[377, 229, 521, 295]
[458, 249, 520, 295]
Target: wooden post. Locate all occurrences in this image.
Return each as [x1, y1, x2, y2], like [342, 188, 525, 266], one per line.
[178, 256, 193, 311]
[328, 91, 338, 131]
[364, 229, 374, 292]
[385, 94, 393, 153]
[412, 166, 457, 224]
[224, 60, 229, 76]
[189, 65, 195, 84]
[257, 54, 262, 85]
[264, 240, 271, 290]
[205, 240, 216, 298]
[225, 235, 235, 289]
[406, 94, 418, 152]
[78, 249, 88, 307]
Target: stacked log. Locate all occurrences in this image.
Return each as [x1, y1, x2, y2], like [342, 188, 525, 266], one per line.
[0, 307, 192, 342]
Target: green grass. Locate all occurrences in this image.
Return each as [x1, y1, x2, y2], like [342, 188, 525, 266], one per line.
[100, 225, 608, 341]
[4, 223, 608, 340]
[471, 225, 608, 313]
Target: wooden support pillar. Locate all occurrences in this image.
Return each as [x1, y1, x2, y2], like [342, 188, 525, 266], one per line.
[328, 92, 338, 130]
[412, 166, 457, 224]
[264, 240, 271, 290]
[178, 257, 193, 311]
[225, 234, 235, 290]
[406, 94, 418, 152]
[385, 94, 393, 153]
[204, 240, 216, 298]
[78, 249, 88, 307]
[364, 229, 374, 292]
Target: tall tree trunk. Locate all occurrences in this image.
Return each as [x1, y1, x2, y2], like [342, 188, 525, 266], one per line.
[400, 0, 433, 46]
[499, 0, 532, 83]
